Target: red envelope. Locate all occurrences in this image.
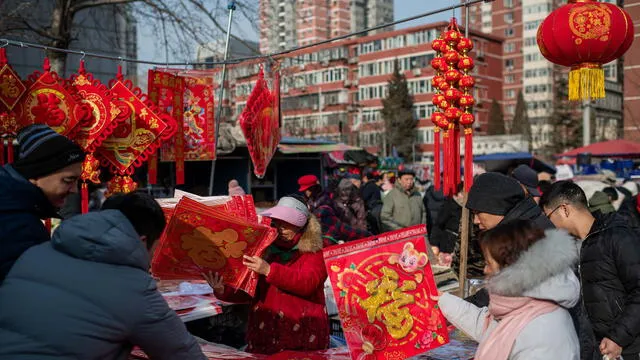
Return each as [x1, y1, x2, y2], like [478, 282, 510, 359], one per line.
[323, 225, 449, 360]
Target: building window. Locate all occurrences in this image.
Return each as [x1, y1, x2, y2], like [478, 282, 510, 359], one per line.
[604, 63, 617, 81]
[524, 37, 537, 47]
[524, 20, 542, 31]
[505, 59, 514, 71]
[505, 105, 515, 115]
[504, 0, 514, 8]
[505, 74, 515, 84]
[504, 43, 516, 53]
[505, 89, 515, 98]
[504, 13, 514, 24]
[504, 28, 514, 37]
[482, 21, 492, 28]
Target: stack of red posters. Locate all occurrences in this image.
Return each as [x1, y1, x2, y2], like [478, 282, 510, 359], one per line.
[151, 196, 277, 297]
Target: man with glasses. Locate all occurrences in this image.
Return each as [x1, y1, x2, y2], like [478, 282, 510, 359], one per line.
[540, 181, 640, 360]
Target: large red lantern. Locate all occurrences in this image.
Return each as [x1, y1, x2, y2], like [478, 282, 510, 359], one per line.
[537, 0, 634, 101]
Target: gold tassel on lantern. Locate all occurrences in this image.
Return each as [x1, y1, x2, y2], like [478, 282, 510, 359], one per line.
[568, 63, 605, 101]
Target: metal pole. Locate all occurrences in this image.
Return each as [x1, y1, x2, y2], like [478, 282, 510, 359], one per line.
[458, 0, 471, 299]
[583, 97, 591, 146]
[208, 1, 236, 196]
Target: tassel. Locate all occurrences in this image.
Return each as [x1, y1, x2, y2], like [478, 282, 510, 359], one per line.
[454, 124, 461, 189]
[442, 130, 450, 197]
[0, 139, 4, 165]
[44, 218, 52, 234]
[446, 124, 456, 197]
[148, 153, 158, 185]
[433, 128, 441, 190]
[464, 127, 474, 192]
[568, 64, 605, 101]
[81, 182, 89, 214]
[7, 139, 14, 163]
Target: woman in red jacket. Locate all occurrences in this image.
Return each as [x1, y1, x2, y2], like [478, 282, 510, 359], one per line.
[206, 196, 330, 355]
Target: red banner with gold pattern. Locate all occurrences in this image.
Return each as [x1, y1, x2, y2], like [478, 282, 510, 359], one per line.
[96, 69, 176, 177]
[323, 225, 448, 360]
[160, 73, 216, 162]
[151, 196, 277, 297]
[0, 48, 26, 116]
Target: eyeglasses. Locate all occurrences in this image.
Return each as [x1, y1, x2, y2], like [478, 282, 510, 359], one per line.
[545, 204, 566, 218]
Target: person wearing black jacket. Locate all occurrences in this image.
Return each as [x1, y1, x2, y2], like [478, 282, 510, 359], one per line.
[361, 170, 383, 234]
[423, 183, 445, 235]
[541, 181, 640, 360]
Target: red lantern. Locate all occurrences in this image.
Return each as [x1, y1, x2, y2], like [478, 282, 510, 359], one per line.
[444, 69, 461, 84]
[443, 50, 460, 65]
[459, 112, 475, 127]
[456, 38, 474, 53]
[444, 107, 462, 121]
[437, 81, 451, 92]
[430, 57, 448, 72]
[537, 0, 634, 101]
[431, 38, 447, 52]
[431, 75, 445, 89]
[459, 94, 475, 108]
[459, 75, 476, 90]
[444, 29, 461, 45]
[432, 94, 446, 107]
[458, 56, 475, 71]
[444, 88, 462, 103]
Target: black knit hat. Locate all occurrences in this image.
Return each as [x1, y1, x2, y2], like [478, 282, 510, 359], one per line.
[466, 172, 525, 215]
[12, 124, 85, 179]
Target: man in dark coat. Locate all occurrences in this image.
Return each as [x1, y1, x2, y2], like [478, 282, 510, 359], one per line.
[361, 169, 383, 234]
[0, 192, 206, 360]
[541, 181, 640, 360]
[423, 182, 445, 235]
[0, 124, 85, 284]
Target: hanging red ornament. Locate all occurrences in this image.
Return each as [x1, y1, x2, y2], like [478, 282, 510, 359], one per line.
[431, 75, 446, 89]
[443, 50, 460, 65]
[456, 38, 474, 53]
[459, 75, 476, 90]
[458, 56, 475, 71]
[444, 69, 462, 84]
[437, 81, 451, 92]
[432, 94, 446, 108]
[444, 88, 462, 104]
[0, 48, 27, 112]
[459, 94, 475, 108]
[444, 29, 461, 45]
[431, 38, 447, 52]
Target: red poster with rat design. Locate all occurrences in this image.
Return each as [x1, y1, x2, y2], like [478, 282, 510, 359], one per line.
[323, 225, 449, 360]
[151, 197, 277, 297]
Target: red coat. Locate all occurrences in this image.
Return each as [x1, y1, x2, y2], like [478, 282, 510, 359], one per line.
[220, 216, 330, 355]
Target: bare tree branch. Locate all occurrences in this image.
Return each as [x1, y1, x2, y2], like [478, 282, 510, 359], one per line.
[70, 0, 142, 14]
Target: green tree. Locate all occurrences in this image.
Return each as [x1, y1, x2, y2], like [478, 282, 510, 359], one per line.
[381, 61, 415, 158]
[543, 74, 581, 159]
[487, 99, 505, 135]
[511, 91, 532, 151]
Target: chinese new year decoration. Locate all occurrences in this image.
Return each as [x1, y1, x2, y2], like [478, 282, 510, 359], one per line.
[537, 0, 634, 101]
[324, 225, 449, 360]
[431, 18, 476, 194]
[151, 196, 277, 297]
[96, 66, 176, 196]
[239, 64, 281, 178]
[69, 60, 123, 212]
[0, 48, 26, 164]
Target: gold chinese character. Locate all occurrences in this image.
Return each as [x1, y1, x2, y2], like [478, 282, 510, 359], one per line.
[359, 267, 416, 340]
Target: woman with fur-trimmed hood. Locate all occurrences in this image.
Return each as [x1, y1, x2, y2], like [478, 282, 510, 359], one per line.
[439, 219, 580, 360]
[205, 196, 329, 355]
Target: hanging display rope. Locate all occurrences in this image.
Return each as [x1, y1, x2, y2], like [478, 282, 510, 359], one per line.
[0, 0, 491, 68]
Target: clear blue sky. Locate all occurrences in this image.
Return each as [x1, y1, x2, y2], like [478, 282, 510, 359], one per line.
[136, 1, 457, 77]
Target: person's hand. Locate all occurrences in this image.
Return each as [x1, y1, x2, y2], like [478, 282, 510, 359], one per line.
[600, 337, 622, 359]
[243, 255, 271, 276]
[203, 271, 224, 294]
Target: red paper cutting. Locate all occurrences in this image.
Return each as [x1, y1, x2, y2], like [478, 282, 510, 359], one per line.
[151, 197, 277, 297]
[0, 48, 26, 112]
[323, 225, 449, 360]
[239, 66, 281, 178]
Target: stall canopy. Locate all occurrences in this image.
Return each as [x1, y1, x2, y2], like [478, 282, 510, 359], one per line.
[474, 152, 556, 174]
[556, 139, 640, 158]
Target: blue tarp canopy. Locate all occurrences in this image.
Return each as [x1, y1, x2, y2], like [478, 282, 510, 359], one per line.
[474, 152, 556, 174]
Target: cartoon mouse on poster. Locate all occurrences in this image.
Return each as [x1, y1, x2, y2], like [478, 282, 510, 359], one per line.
[389, 242, 428, 273]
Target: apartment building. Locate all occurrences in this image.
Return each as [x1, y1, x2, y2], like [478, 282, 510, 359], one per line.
[624, 0, 640, 141]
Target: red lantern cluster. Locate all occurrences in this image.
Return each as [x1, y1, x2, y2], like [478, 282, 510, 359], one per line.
[537, 0, 634, 101]
[431, 18, 476, 195]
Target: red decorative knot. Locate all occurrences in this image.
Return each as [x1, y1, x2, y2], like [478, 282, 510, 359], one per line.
[444, 69, 462, 83]
[432, 94, 446, 107]
[459, 94, 476, 108]
[456, 37, 474, 53]
[460, 112, 475, 126]
[443, 50, 460, 65]
[444, 88, 462, 103]
[457, 56, 475, 71]
[431, 38, 447, 52]
[459, 75, 476, 90]
[444, 107, 463, 121]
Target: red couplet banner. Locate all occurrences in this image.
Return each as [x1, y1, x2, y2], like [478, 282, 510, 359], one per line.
[323, 225, 449, 360]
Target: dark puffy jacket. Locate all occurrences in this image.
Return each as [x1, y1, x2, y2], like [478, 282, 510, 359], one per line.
[580, 212, 640, 356]
[502, 196, 555, 230]
[360, 181, 382, 211]
[0, 210, 206, 360]
[0, 165, 57, 284]
[423, 185, 445, 235]
[430, 197, 462, 253]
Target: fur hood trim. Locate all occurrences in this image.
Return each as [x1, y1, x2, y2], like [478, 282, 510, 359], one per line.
[297, 215, 323, 253]
[488, 229, 579, 298]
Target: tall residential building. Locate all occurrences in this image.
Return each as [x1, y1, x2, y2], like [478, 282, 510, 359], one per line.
[624, 0, 640, 141]
[463, 0, 624, 149]
[259, 0, 394, 54]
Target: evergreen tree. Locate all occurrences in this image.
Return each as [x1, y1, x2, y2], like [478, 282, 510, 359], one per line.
[487, 99, 505, 135]
[381, 61, 416, 158]
[512, 91, 532, 151]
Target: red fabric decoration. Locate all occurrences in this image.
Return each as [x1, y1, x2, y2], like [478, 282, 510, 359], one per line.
[324, 225, 449, 359]
[537, 0, 634, 100]
[239, 65, 281, 178]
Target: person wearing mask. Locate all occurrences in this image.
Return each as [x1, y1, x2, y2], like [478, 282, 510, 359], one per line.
[0, 124, 85, 284]
[205, 196, 329, 355]
[439, 220, 580, 360]
[541, 181, 640, 360]
[380, 170, 426, 231]
[511, 164, 541, 203]
[0, 192, 206, 359]
[334, 178, 367, 232]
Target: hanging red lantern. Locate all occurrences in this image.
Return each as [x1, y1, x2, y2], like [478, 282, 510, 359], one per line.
[456, 38, 474, 53]
[444, 69, 462, 84]
[537, 0, 634, 101]
[443, 50, 460, 65]
[459, 75, 476, 90]
[437, 81, 451, 92]
[432, 94, 446, 108]
[444, 88, 462, 103]
[459, 94, 475, 108]
[431, 38, 447, 52]
[457, 56, 475, 71]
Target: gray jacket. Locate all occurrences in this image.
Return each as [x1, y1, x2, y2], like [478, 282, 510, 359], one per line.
[0, 210, 206, 360]
[380, 183, 426, 231]
[439, 229, 581, 360]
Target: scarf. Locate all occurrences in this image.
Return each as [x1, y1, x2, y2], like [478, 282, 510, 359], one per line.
[268, 232, 303, 263]
[474, 293, 559, 360]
